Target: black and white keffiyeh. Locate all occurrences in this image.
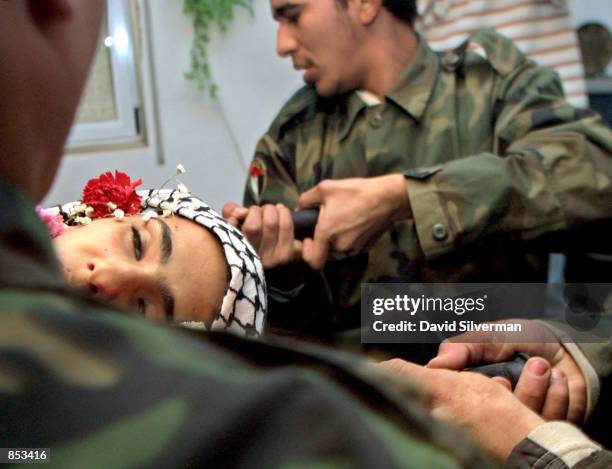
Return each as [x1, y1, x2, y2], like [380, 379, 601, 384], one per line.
[50, 189, 267, 337]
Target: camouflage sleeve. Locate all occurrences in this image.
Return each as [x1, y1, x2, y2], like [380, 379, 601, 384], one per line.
[406, 47, 612, 259]
[505, 422, 611, 469]
[0, 293, 495, 468]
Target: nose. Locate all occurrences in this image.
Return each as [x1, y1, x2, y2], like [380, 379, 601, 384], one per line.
[87, 259, 153, 306]
[276, 23, 297, 58]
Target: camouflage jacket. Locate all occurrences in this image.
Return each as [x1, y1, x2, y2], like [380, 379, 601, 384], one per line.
[504, 421, 612, 469]
[244, 30, 612, 335]
[0, 183, 496, 468]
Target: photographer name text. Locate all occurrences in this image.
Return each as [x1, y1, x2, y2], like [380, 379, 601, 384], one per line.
[372, 320, 522, 332]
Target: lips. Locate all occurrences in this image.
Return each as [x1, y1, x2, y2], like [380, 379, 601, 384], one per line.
[293, 59, 316, 83]
[302, 67, 316, 84]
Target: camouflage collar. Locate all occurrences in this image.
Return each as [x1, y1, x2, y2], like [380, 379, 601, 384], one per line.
[336, 92, 369, 142]
[336, 36, 440, 141]
[385, 36, 441, 123]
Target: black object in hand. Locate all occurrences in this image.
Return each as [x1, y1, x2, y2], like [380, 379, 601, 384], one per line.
[292, 208, 320, 240]
[469, 353, 529, 389]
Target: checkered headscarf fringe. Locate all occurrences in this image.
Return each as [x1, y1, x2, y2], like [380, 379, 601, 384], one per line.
[49, 189, 267, 337]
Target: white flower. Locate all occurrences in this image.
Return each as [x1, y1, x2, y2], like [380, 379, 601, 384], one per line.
[70, 203, 88, 216]
[75, 216, 92, 225]
[160, 201, 171, 211]
[177, 183, 189, 194]
[141, 211, 157, 221]
[176, 164, 186, 174]
[161, 208, 172, 217]
[85, 206, 94, 215]
[107, 202, 117, 211]
[113, 209, 125, 219]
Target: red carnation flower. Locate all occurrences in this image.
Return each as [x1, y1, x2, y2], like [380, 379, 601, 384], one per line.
[82, 171, 143, 218]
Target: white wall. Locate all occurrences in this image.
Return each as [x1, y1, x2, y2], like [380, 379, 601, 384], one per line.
[44, 0, 612, 210]
[44, 0, 301, 211]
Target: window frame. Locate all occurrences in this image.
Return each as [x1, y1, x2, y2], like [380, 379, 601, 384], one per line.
[66, 0, 142, 150]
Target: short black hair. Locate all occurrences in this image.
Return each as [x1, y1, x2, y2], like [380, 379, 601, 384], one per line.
[335, 0, 417, 26]
[381, 0, 417, 25]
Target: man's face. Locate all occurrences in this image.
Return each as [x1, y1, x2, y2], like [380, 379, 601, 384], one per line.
[53, 215, 229, 324]
[271, 0, 365, 97]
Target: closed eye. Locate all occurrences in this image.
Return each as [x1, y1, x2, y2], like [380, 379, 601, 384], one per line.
[132, 227, 143, 260]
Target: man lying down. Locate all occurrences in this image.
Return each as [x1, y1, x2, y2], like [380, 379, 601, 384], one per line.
[40, 171, 266, 337]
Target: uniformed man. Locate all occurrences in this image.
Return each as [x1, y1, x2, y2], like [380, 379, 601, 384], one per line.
[223, 0, 612, 340]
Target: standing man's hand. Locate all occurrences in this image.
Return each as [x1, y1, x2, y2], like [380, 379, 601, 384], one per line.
[222, 202, 248, 228]
[298, 174, 411, 270]
[427, 321, 587, 424]
[379, 359, 545, 463]
[222, 202, 302, 269]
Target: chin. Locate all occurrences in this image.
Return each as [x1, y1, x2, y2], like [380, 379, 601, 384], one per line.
[314, 82, 335, 98]
[314, 78, 349, 98]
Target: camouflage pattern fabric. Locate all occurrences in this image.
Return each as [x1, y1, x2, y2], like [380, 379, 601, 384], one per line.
[244, 30, 612, 336]
[0, 183, 496, 468]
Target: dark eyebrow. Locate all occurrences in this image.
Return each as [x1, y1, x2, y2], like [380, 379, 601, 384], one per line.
[153, 218, 173, 264]
[160, 281, 175, 321]
[272, 2, 301, 20]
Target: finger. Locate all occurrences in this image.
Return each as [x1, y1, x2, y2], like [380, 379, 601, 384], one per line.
[259, 205, 280, 260]
[427, 341, 506, 370]
[514, 357, 551, 414]
[276, 204, 296, 261]
[241, 206, 263, 250]
[301, 238, 315, 268]
[492, 376, 513, 391]
[541, 368, 569, 421]
[292, 239, 303, 262]
[427, 342, 475, 370]
[221, 202, 240, 218]
[298, 184, 322, 210]
[566, 375, 588, 424]
[428, 338, 523, 370]
[226, 216, 240, 227]
[233, 207, 249, 220]
[222, 202, 248, 220]
[302, 226, 330, 270]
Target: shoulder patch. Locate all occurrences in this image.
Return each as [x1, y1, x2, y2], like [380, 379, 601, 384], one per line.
[248, 158, 267, 205]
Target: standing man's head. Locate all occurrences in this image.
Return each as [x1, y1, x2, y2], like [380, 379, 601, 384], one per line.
[0, 0, 105, 202]
[271, 0, 418, 97]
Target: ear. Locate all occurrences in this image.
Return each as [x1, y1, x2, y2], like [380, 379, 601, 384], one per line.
[357, 0, 383, 25]
[27, 0, 74, 26]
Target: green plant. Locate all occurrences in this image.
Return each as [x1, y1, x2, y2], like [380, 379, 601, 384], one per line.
[183, 0, 253, 98]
